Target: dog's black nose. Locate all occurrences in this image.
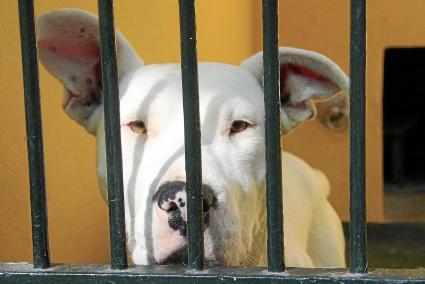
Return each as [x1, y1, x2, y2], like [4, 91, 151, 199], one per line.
[154, 181, 186, 213]
[152, 181, 217, 235]
[153, 181, 217, 213]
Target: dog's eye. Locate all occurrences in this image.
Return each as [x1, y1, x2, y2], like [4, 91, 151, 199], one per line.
[129, 120, 147, 134]
[230, 120, 250, 135]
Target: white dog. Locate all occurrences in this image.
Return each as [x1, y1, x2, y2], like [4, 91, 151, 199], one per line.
[36, 9, 348, 268]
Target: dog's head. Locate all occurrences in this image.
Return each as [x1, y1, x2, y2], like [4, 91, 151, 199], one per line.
[37, 9, 348, 266]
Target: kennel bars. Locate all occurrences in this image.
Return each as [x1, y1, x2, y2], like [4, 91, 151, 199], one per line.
[1, 0, 425, 283]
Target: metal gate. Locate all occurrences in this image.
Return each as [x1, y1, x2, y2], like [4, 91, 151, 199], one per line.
[0, 0, 424, 283]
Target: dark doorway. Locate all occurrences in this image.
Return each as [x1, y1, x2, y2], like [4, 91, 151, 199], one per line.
[383, 48, 425, 192]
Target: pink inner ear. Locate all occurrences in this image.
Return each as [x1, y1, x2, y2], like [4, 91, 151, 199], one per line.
[38, 38, 103, 106]
[38, 39, 100, 64]
[280, 63, 332, 104]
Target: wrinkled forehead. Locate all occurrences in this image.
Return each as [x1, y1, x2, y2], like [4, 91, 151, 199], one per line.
[119, 63, 264, 122]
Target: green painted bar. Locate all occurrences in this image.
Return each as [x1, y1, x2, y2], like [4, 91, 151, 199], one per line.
[1, 264, 424, 284]
[262, 0, 284, 272]
[178, 0, 204, 271]
[97, 0, 128, 270]
[349, 0, 368, 274]
[17, 0, 50, 269]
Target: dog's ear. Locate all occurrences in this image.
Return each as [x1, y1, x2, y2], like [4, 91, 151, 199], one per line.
[37, 9, 143, 134]
[241, 47, 348, 134]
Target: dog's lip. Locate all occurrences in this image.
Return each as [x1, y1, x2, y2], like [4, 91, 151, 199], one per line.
[155, 246, 219, 266]
[156, 245, 187, 265]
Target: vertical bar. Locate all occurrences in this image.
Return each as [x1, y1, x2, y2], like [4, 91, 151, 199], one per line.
[17, 0, 50, 269]
[263, 0, 284, 272]
[178, 0, 204, 271]
[98, 0, 128, 270]
[349, 0, 368, 274]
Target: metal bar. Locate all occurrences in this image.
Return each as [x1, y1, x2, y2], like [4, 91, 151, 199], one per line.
[349, 0, 367, 274]
[1, 264, 425, 283]
[178, 0, 204, 271]
[17, 0, 50, 269]
[97, 0, 128, 270]
[262, 0, 284, 272]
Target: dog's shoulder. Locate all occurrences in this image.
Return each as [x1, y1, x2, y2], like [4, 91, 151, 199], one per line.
[282, 152, 331, 200]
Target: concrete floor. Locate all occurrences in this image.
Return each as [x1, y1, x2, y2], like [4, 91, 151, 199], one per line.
[343, 223, 425, 269]
[342, 184, 425, 269]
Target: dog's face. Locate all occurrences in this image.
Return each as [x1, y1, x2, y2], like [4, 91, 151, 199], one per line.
[107, 63, 268, 265]
[37, 9, 348, 266]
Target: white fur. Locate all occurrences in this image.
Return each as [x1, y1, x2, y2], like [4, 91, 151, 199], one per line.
[37, 9, 347, 267]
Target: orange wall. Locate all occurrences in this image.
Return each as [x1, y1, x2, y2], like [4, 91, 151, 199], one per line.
[2, 0, 424, 264]
[275, 1, 359, 221]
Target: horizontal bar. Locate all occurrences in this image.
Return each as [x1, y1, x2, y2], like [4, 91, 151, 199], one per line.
[17, 0, 50, 269]
[178, 0, 204, 271]
[97, 0, 128, 270]
[262, 0, 284, 272]
[1, 264, 424, 283]
[349, 0, 367, 274]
